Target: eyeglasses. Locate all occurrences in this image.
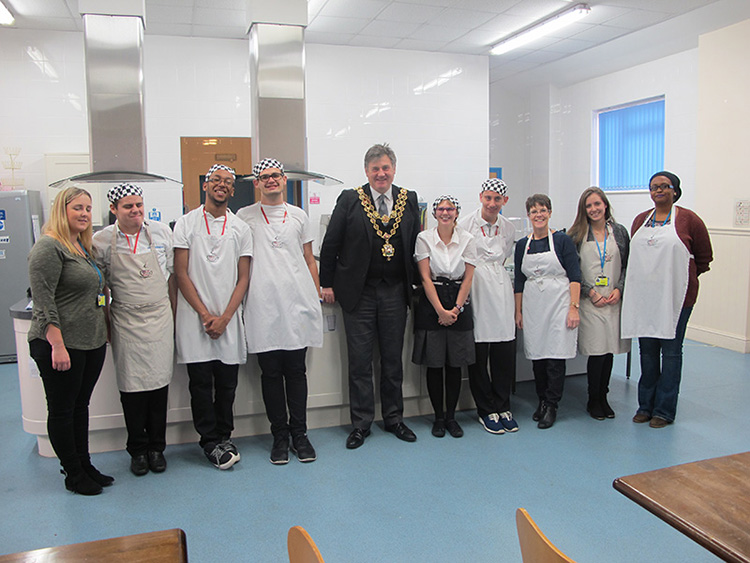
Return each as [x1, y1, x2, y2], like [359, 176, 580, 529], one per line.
[649, 183, 673, 192]
[435, 207, 457, 213]
[258, 172, 284, 183]
[528, 208, 549, 216]
[208, 177, 235, 188]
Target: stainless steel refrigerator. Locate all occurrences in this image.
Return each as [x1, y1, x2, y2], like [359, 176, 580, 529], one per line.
[1, 190, 43, 362]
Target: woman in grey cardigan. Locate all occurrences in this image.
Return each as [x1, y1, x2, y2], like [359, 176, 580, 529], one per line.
[28, 187, 110, 495]
[568, 187, 630, 420]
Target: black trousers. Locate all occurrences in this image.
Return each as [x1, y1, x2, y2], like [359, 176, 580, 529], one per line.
[29, 339, 107, 475]
[468, 340, 516, 417]
[119, 385, 169, 456]
[532, 358, 566, 407]
[186, 361, 238, 449]
[257, 348, 308, 438]
[342, 281, 407, 430]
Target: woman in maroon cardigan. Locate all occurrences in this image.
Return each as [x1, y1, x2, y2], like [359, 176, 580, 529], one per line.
[621, 171, 713, 428]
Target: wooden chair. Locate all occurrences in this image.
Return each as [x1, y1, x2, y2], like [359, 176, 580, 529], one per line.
[516, 508, 576, 563]
[288, 526, 325, 563]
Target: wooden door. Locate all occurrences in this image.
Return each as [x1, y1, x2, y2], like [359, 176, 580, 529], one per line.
[180, 137, 254, 211]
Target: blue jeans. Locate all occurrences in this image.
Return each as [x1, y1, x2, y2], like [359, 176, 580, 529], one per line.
[637, 306, 693, 422]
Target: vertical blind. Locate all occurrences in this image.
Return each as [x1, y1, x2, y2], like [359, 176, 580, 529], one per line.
[598, 98, 664, 191]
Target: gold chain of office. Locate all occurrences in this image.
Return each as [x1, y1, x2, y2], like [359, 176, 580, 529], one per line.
[357, 186, 407, 261]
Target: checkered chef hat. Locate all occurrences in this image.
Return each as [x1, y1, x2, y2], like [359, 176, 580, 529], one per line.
[253, 158, 284, 177]
[481, 178, 507, 196]
[206, 164, 236, 179]
[432, 195, 461, 217]
[107, 183, 143, 204]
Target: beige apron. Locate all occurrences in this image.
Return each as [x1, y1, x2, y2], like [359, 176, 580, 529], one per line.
[578, 225, 630, 356]
[109, 223, 174, 392]
[521, 232, 577, 360]
[621, 207, 690, 339]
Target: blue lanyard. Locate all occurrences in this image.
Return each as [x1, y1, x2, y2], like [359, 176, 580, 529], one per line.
[594, 225, 607, 272]
[78, 241, 104, 290]
[650, 208, 672, 227]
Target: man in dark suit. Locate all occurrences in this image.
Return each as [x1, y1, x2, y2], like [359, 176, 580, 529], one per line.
[320, 143, 421, 449]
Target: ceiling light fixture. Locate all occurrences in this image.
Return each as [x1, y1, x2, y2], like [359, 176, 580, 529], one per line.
[490, 3, 590, 56]
[0, 1, 14, 26]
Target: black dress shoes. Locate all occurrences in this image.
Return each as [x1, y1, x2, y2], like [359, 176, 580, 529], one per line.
[385, 422, 417, 442]
[148, 451, 167, 473]
[532, 400, 544, 421]
[346, 428, 371, 449]
[130, 454, 149, 476]
[537, 403, 557, 429]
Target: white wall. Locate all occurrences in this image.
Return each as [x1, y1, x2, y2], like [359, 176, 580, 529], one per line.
[305, 44, 488, 246]
[491, 49, 700, 232]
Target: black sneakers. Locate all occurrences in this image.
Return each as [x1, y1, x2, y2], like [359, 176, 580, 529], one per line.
[291, 433, 317, 463]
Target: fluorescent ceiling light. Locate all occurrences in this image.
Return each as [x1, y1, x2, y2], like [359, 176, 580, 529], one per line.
[490, 3, 590, 56]
[0, 1, 14, 25]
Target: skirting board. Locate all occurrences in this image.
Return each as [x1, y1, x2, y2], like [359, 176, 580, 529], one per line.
[686, 325, 750, 354]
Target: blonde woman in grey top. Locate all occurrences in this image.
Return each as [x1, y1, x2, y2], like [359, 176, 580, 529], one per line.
[28, 187, 109, 496]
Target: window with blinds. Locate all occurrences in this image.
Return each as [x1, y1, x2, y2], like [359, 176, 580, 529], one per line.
[597, 97, 665, 191]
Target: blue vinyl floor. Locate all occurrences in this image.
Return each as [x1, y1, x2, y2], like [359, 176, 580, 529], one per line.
[0, 339, 748, 562]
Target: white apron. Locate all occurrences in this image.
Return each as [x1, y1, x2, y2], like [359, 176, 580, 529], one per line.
[521, 232, 577, 360]
[621, 207, 690, 339]
[578, 225, 630, 356]
[471, 215, 515, 342]
[243, 204, 323, 353]
[109, 224, 174, 392]
[175, 211, 247, 364]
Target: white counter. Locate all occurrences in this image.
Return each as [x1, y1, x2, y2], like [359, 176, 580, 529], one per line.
[12, 302, 585, 456]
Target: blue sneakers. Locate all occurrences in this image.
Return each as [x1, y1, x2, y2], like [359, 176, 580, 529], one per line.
[479, 413, 505, 434]
[499, 411, 519, 432]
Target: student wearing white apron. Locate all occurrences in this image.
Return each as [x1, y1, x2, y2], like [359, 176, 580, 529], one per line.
[237, 158, 323, 466]
[514, 194, 581, 429]
[93, 184, 175, 477]
[567, 187, 630, 421]
[174, 164, 253, 469]
[621, 171, 712, 428]
[459, 179, 519, 435]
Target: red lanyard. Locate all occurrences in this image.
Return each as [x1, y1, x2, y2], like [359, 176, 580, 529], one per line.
[260, 204, 287, 225]
[203, 208, 227, 236]
[123, 229, 141, 254]
[480, 225, 498, 237]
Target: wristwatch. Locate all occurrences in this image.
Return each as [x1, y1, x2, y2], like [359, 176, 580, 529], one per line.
[570, 301, 579, 309]
[455, 304, 464, 313]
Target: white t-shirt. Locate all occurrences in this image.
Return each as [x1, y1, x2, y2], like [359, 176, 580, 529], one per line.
[93, 220, 174, 281]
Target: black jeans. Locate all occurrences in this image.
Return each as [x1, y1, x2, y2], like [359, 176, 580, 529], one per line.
[186, 361, 238, 449]
[532, 358, 566, 407]
[342, 282, 407, 430]
[119, 385, 169, 456]
[468, 340, 516, 417]
[257, 348, 308, 438]
[29, 339, 107, 475]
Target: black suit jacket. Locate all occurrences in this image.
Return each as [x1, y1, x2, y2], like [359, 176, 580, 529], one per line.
[319, 183, 420, 313]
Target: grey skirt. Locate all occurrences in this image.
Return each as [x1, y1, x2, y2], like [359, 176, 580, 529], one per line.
[412, 328, 476, 368]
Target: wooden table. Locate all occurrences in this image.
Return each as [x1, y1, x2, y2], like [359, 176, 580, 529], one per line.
[0, 528, 187, 562]
[613, 451, 750, 563]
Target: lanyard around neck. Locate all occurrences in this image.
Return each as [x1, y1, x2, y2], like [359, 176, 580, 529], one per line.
[203, 208, 227, 236]
[261, 204, 287, 225]
[123, 228, 141, 254]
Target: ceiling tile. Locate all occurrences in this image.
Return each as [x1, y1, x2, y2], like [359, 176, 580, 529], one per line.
[193, 7, 245, 27]
[377, 3, 445, 24]
[147, 22, 193, 36]
[503, 0, 571, 18]
[605, 9, 671, 30]
[570, 24, 629, 43]
[409, 24, 470, 42]
[544, 37, 595, 54]
[319, 0, 389, 19]
[358, 19, 422, 38]
[147, 5, 193, 24]
[307, 15, 370, 34]
[428, 7, 497, 29]
[191, 24, 248, 39]
[447, 0, 519, 13]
